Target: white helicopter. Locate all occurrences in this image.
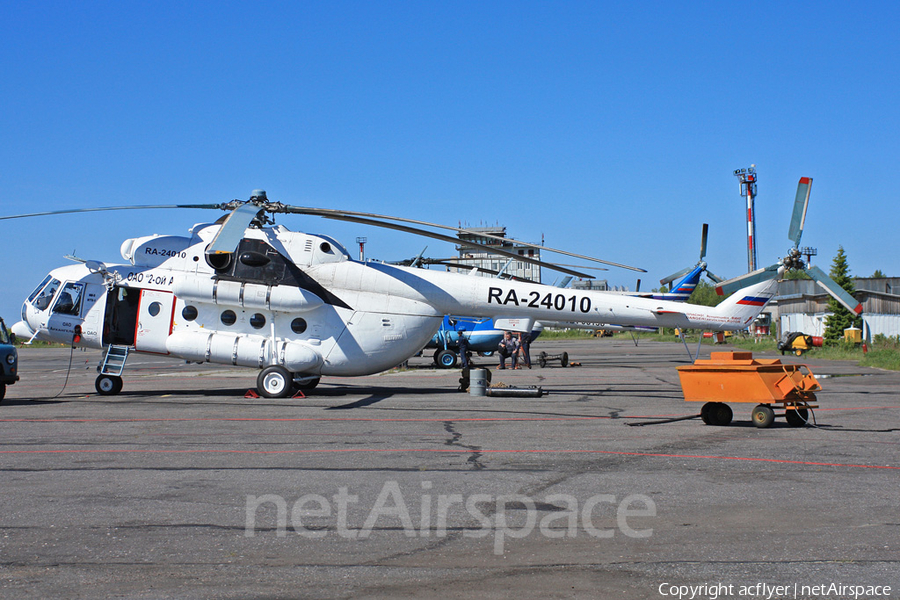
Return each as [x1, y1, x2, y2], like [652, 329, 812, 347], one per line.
[4, 191, 778, 398]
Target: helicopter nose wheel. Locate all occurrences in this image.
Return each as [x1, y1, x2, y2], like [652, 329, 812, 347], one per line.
[257, 365, 294, 398]
[95, 375, 124, 396]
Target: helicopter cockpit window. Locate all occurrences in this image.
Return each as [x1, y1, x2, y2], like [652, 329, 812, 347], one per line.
[52, 282, 84, 316]
[31, 277, 61, 311]
[27, 275, 53, 304]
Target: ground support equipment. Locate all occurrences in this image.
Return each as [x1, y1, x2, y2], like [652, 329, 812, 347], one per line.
[677, 351, 821, 428]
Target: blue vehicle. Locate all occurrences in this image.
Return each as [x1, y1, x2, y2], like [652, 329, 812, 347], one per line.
[0, 317, 19, 402]
[425, 316, 542, 368]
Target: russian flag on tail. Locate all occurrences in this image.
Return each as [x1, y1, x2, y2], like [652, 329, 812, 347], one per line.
[736, 296, 770, 306]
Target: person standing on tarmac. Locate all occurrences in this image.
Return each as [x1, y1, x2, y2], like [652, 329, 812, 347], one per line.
[517, 331, 532, 369]
[457, 328, 469, 369]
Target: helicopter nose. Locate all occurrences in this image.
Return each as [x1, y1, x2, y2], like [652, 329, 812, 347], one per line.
[11, 320, 35, 338]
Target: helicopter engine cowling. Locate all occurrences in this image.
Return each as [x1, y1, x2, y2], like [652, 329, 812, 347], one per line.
[121, 235, 193, 267]
[166, 331, 322, 373]
[173, 279, 324, 312]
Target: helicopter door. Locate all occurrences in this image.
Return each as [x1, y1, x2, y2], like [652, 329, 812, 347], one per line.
[134, 289, 175, 354]
[104, 286, 140, 346]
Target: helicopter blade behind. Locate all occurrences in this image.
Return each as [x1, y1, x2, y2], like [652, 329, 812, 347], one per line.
[699, 223, 708, 261]
[659, 223, 711, 286]
[714, 264, 781, 296]
[312, 211, 596, 279]
[704, 269, 725, 284]
[659, 265, 694, 287]
[274, 204, 645, 273]
[787, 177, 812, 248]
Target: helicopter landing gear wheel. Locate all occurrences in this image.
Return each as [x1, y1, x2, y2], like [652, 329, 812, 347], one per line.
[751, 404, 776, 428]
[296, 377, 320, 391]
[436, 350, 458, 369]
[258, 366, 293, 398]
[95, 375, 123, 396]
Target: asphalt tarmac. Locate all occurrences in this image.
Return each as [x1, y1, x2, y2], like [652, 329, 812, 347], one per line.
[1, 339, 898, 599]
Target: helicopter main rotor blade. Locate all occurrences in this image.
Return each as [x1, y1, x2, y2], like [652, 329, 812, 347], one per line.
[0, 204, 221, 221]
[807, 265, 863, 315]
[714, 263, 781, 296]
[788, 177, 812, 248]
[206, 202, 265, 257]
[274, 204, 645, 273]
[313, 212, 596, 279]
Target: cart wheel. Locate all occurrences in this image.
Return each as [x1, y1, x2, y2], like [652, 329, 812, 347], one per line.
[752, 404, 776, 428]
[709, 402, 732, 426]
[561, 352, 568, 368]
[785, 408, 809, 427]
[700, 402, 715, 425]
[539, 351, 547, 368]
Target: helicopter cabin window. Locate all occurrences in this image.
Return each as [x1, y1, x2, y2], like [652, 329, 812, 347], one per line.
[182, 306, 199, 321]
[52, 283, 84, 316]
[249, 313, 266, 329]
[30, 277, 60, 311]
[291, 318, 307, 334]
[220, 310, 237, 326]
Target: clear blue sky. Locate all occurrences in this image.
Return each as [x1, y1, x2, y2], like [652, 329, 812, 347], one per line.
[2, 1, 898, 322]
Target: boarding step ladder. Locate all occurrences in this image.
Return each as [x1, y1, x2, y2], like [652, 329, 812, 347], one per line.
[99, 345, 130, 376]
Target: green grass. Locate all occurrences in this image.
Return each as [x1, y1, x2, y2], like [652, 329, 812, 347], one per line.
[542, 329, 900, 371]
[537, 329, 596, 340]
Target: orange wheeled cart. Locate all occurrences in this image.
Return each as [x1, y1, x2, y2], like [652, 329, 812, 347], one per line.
[676, 351, 821, 428]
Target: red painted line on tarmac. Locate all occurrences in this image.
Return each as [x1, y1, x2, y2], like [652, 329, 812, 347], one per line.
[0, 416, 619, 424]
[0, 447, 895, 471]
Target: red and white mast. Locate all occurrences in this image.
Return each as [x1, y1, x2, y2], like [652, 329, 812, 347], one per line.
[734, 165, 758, 272]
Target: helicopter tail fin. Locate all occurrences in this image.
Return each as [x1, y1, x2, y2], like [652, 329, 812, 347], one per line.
[711, 278, 779, 328]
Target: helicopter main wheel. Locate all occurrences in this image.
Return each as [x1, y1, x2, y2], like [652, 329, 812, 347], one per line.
[751, 404, 776, 428]
[295, 376, 320, 391]
[436, 349, 458, 369]
[95, 375, 123, 396]
[258, 365, 293, 398]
